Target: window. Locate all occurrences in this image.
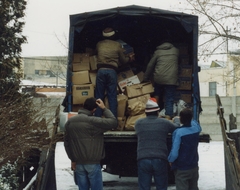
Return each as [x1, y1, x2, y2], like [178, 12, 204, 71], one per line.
[209, 82, 216, 96]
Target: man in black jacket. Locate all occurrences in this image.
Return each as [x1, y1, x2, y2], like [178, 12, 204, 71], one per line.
[64, 97, 117, 190]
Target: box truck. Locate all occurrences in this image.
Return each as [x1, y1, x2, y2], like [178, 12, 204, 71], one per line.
[60, 5, 210, 183]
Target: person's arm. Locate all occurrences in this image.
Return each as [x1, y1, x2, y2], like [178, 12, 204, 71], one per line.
[63, 121, 75, 162]
[191, 119, 202, 132]
[92, 99, 118, 130]
[118, 43, 132, 64]
[142, 53, 157, 82]
[168, 130, 181, 163]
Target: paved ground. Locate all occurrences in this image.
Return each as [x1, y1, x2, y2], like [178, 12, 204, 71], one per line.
[55, 141, 225, 190]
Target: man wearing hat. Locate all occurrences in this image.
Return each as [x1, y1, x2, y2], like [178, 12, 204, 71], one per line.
[134, 98, 180, 190]
[94, 27, 134, 118]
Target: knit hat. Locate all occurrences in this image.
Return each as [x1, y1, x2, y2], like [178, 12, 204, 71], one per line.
[102, 27, 115, 37]
[145, 98, 160, 112]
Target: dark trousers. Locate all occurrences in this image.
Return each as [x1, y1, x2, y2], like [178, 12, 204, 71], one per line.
[174, 166, 199, 190]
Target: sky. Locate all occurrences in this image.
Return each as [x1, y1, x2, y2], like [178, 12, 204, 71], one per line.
[21, 0, 183, 57]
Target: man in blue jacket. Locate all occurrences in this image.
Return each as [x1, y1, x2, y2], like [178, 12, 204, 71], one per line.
[168, 108, 202, 190]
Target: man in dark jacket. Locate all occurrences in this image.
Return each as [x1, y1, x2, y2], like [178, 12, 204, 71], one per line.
[64, 97, 117, 190]
[143, 41, 179, 118]
[95, 27, 134, 118]
[135, 98, 180, 190]
[168, 108, 202, 190]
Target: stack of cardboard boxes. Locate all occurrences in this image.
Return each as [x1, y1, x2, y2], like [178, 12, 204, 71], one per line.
[175, 44, 193, 104]
[71, 53, 154, 131]
[71, 53, 96, 110]
[113, 67, 154, 131]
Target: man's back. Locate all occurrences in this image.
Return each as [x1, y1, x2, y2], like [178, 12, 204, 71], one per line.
[64, 107, 117, 165]
[135, 116, 176, 161]
[96, 39, 128, 68]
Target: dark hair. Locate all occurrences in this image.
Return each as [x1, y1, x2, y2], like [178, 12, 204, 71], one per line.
[179, 108, 193, 126]
[83, 97, 98, 111]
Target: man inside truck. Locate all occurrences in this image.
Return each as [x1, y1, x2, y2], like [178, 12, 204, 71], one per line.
[94, 27, 135, 118]
[143, 40, 179, 119]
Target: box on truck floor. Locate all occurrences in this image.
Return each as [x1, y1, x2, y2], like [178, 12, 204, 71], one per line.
[72, 84, 94, 104]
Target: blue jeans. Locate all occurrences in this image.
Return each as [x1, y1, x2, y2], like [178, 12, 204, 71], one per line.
[75, 164, 103, 190]
[154, 84, 176, 117]
[137, 158, 168, 190]
[94, 69, 117, 118]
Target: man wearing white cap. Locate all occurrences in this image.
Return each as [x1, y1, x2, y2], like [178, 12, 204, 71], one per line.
[135, 98, 180, 190]
[94, 27, 134, 118]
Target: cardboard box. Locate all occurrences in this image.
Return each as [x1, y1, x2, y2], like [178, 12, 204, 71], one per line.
[117, 94, 128, 117]
[118, 75, 140, 92]
[89, 55, 97, 71]
[127, 94, 150, 116]
[117, 67, 134, 82]
[89, 71, 97, 87]
[177, 77, 192, 90]
[116, 116, 126, 131]
[105, 94, 128, 117]
[179, 67, 192, 77]
[180, 93, 192, 103]
[72, 71, 90, 85]
[72, 53, 90, 71]
[125, 82, 154, 98]
[125, 113, 146, 131]
[72, 84, 94, 104]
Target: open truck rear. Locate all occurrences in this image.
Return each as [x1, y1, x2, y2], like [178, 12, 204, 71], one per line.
[60, 5, 210, 183]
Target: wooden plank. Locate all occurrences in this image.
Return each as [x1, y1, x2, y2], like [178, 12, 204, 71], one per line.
[35, 88, 66, 92]
[215, 94, 240, 190]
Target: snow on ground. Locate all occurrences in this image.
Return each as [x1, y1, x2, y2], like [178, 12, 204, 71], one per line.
[55, 141, 225, 190]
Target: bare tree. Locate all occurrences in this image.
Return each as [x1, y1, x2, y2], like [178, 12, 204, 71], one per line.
[185, 0, 240, 62]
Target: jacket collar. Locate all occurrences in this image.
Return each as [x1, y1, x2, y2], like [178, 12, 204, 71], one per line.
[78, 108, 93, 116]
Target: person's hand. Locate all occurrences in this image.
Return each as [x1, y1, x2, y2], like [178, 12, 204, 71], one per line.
[71, 162, 76, 171]
[128, 53, 135, 62]
[172, 116, 180, 122]
[96, 99, 106, 109]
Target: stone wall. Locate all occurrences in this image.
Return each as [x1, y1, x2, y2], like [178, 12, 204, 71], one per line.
[200, 96, 240, 141]
[33, 95, 240, 141]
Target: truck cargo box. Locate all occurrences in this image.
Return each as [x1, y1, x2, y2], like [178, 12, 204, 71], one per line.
[61, 5, 209, 182]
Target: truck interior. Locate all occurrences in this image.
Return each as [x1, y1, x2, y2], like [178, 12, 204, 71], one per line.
[66, 5, 201, 119]
[64, 5, 208, 180]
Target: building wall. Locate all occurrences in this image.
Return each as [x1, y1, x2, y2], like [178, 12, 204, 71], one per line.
[199, 55, 240, 97]
[23, 56, 67, 86]
[199, 67, 227, 96]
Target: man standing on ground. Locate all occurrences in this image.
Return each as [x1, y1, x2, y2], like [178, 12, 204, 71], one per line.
[135, 98, 180, 190]
[64, 97, 117, 190]
[95, 27, 134, 118]
[143, 40, 179, 119]
[168, 108, 202, 190]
